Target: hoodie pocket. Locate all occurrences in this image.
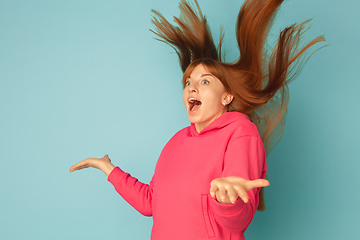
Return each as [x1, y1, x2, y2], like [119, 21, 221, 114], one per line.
[201, 194, 216, 238]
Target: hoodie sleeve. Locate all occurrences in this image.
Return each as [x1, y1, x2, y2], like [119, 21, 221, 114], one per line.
[210, 135, 267, 233]
[108, 167, 153, 217]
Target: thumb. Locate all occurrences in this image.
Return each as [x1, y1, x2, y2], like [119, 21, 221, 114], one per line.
[245, 179, 270, 190]
[104, 154, 111, 162]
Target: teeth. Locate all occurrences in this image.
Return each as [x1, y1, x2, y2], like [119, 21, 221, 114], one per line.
[189, 98, 198, 103]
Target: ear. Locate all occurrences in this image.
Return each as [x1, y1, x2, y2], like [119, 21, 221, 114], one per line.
[223, 92, 234, 106]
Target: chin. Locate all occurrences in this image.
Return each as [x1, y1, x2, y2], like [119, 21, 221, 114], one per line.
[187, 114, 200, 122]
[188, 116, 206, 126]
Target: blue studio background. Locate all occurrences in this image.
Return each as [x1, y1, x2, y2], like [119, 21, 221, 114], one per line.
[1, 0, 359, 239]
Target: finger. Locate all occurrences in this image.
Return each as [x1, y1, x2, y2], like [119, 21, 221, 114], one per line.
[69, 163, 85, 172]
[225, 187, 239, 203]
[233, 185, 249, 203]
[209, 183, 219, 198]
[245, 179, 270, 190]
[218, 187, 228, 203]
[69, 160, 89, 172]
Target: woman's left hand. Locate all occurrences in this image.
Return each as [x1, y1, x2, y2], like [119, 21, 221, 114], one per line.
[210, 176, 270, 204]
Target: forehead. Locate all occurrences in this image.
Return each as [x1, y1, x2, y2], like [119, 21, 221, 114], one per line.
[188, 64, 214, 79]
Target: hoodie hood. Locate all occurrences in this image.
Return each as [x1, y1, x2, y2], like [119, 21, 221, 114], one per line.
[189, 111, 250, 137]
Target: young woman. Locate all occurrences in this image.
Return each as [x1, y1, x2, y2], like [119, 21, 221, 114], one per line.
[70, 0, 324, 239]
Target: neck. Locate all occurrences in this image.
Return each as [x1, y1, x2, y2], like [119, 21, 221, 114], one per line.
[194, 111, 226, 133]
[195, 123, 205, 133]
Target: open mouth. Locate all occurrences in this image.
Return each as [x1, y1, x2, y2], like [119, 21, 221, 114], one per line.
[188, 98, 202, 112]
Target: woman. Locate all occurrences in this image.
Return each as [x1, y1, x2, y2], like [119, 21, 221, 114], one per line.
[70, 0, 324, 239]
[70, 60, 269, 239]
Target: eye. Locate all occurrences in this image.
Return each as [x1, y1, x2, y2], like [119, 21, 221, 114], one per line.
[185, 81, 191, 86]
[201, 79, 210, 85]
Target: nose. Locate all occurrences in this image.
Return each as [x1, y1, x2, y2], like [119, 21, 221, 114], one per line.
[188, 85, 198, 93]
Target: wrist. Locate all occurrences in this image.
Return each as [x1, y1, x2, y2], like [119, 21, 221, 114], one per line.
[100, 161, 115, 176]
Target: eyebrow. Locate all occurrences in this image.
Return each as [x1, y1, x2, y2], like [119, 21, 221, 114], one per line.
[201, 74, 214, 78]
[186, 73, 215, 81]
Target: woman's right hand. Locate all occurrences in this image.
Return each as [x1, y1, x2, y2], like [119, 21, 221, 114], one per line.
[69, 154, 115, 176]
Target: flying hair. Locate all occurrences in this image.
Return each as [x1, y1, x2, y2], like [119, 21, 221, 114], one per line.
[151, 0, 325, 211]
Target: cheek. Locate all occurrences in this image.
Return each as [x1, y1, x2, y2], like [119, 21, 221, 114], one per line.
[204, 90, 223, 105]
[182, 90, 187, 106]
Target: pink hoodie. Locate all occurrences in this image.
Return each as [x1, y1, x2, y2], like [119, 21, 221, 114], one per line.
[108, 112, 267, 240]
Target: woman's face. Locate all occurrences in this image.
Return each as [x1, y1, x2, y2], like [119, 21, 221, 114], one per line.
[183, 64, 233, 133]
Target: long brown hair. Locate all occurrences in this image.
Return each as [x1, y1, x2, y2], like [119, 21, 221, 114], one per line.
[151, 0, 325, 211]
